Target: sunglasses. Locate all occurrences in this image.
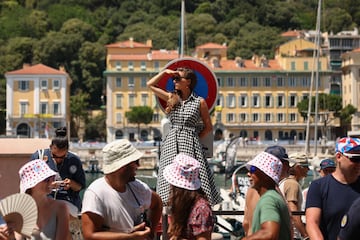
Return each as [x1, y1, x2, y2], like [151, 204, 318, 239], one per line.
[173, 76, 187, 82]
[249, 165, 257, 174]
[43, 176, 54, 183]
[51, 153, 67, 160]
[342, 153, 360, 163]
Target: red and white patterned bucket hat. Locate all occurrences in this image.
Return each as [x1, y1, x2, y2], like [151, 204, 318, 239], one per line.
[19, 159, 57, 193]
[164, 153, 201, 190]
[246, 152, 283, 184]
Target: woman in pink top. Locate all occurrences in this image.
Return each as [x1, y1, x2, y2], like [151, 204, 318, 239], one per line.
[164, 153, 214, 240]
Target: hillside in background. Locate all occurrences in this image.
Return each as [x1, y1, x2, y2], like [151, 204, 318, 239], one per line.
[0, 0, 359, 134]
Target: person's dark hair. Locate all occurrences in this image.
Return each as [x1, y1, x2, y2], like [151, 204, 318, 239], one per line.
[176, 67, 197, 91]
[51, 127, 69, 150]
[168, 185, 207, 239]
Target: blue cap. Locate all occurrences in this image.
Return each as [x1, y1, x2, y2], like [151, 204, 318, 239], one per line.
[320, 159, 336, 170]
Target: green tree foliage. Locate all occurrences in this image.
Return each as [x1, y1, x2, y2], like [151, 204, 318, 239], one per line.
[1, 0, 360, 136]
[85, 111, 106, 141]
[70, 91, 90, 139]
[125, 106, 154, 138]
[297, 94, 355, 138]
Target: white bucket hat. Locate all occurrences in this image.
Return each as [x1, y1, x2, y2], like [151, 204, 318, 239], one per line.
[19, 159, 57, 193]
[164, 153, 201, 190]
[246, 152, 283, 184]
[102, 139, 143, 174]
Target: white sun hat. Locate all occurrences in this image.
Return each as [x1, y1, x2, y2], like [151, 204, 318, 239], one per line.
[102, 139, 143, 174]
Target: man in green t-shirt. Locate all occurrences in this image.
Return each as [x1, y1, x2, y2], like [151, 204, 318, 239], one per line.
[242, 152, 292, 240]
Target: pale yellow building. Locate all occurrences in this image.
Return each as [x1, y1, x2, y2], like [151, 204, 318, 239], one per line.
[5, 64, 72, 138]
[341, 49, 360, 136]
[104, 38, 333, 143]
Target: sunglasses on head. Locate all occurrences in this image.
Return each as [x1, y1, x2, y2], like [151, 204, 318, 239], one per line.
[249, 165, 257, 174]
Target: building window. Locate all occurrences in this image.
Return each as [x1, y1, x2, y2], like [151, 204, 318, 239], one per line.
[141, 94, 148, 106]
[277, 77, 285, 87]
[252, 77, 259, 87]
[277, 113, 284, 122]
[129, 94, 135, 107]
[290, 113, 297, 122]
[20, 102, 28, 115]
[40, 102, 48, 114]
[304, 61, 308, 70]
[239, 113, 247, 122]
[289, 95, 297, 107]
[141, 61, 146, 71]
[217, 77, 224, 87]
[18, 81, 29, 91]
[227, 94, 236, 108]
[53, 102, 61, 115]
[288, 77, 296, 87]
[153, 113, 160, 123]
[226, 113, 236, 123]
[128, 61, 134, 71]
[227, 77, 235, 87]
[128, 77, 134, 88]
[154, 61, 160, 71]
[302, 94, 309, 100]
[238, 77, 247, 87]
[264, 77, 271, 87]
[116, 61, 122, 71]
[141, 77, 147, 88]
[116, 94, 123, 108]
[41, 79, 48, 90]
[264, 95, 272, 107]
[116, 113, 122, 123]
[265, 113, 272, 122]
[252, 113, 260, 122]
[277, 95, 285, 107]
[217, 94, 224, 107]
[116, 77, 122, 88]
[301, 77, 311, 87]
[53, 79, 60, 90]
[291, 61, 296, 70]
[252, 95, 260, 107]
[239, 95, 247, 107]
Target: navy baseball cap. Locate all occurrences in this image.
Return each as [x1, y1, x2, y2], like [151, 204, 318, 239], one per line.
[265, 146, 297, 166]
[320, 159, 336, 170]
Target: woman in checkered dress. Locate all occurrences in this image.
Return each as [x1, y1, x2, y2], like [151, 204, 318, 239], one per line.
[147, 67, 223, 206]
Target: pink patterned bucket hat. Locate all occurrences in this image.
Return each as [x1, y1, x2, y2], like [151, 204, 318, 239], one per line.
[164, 153, 201, 190]
[19, 159, 57, 193]
[246, 152, 283, 184]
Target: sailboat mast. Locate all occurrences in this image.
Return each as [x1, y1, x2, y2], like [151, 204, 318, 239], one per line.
[313, 0, 322, 156]
[180, 0, 185, 58]
[305, 0, 322, 156]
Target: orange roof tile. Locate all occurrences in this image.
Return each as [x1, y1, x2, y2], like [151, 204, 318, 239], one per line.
[196, 43, 227, 49]
[205, 59, 283, 71]
[106, 40, 150, 48]
[281, 30, 302, 38]
[108, 50, 190, 61]
[6, 64, 66, 75]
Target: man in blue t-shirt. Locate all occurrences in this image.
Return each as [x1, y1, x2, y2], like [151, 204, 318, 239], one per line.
[305, 137, 360, 240]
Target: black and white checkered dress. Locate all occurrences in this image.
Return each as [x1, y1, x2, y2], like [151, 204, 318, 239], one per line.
[157, 93, 223, 206]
